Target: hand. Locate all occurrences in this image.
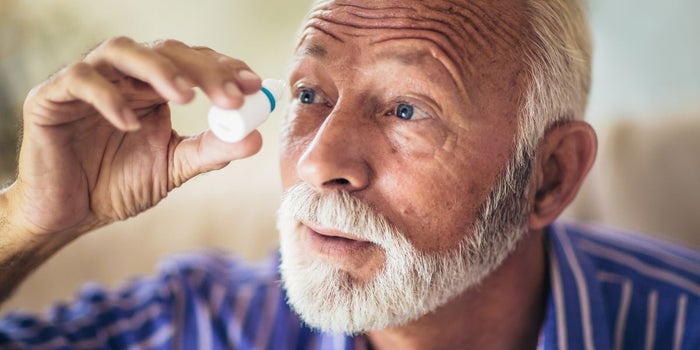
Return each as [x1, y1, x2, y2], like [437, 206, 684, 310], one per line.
[7, 37, 264, 237]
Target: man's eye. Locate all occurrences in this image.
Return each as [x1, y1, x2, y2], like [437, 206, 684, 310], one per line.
[388, 102, 430, 121]
[299, 89, 316, 104]
[396, 103, 414, 120]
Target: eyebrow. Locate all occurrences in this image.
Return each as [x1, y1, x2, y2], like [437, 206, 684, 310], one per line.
[301, 43, 327, 58]
[376, 49, 432, 66]
[300, 43, 430, 66]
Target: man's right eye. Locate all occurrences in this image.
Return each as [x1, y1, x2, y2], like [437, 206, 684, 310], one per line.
[299, 89, 316, 104]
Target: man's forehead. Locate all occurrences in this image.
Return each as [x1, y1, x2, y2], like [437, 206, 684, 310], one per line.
[298, 0, 529, 64]
[295, 32, 467, 97]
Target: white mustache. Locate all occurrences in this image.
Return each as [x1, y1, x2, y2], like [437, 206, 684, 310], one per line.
[278, 183, 411, 249]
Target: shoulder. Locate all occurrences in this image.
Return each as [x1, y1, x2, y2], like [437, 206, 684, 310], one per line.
[549, 220, 700, 293]
[548, 220, 700, 349]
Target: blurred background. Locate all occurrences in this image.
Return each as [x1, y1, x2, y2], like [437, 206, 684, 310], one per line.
[0, 0, 698, 312]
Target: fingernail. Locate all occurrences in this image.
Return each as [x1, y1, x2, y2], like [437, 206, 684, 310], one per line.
[238, 70, 260, 83]
[224, 81, 241, 98]
[174, 75, 193, 92]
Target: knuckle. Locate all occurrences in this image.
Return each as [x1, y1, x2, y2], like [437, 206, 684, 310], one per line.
[192, 45, 216, 54]
[216, 55, 238, 65]
[101, 36, 136, 50]
[213, 56, 246, 75]
[62, 62, 93, 82]
[85, 36, 136, 61]
[149, 56, 180, 79]
[152, 38, 187, 51]
[97, 88, 123, 107]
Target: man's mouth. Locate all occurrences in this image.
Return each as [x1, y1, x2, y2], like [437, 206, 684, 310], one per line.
[300, 220, 375, 258]
[301, 220, 368, 241]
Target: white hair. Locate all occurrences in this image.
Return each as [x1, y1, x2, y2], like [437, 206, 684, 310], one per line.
[277, 149, 533, 333]
[518, 0, 593, 159]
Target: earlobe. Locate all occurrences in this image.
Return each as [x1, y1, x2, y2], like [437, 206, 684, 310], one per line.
[528, 121, 597, 229]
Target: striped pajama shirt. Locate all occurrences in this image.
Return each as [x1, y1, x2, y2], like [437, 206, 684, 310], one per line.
[1, 221, 698, 349]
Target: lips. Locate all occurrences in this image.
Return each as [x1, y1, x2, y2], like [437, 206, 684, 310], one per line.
[300, 220, 375, 258]
[301, 220, 368, 242]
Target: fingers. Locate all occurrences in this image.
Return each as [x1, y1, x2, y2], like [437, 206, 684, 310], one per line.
[152, 40, 262, 109]
[85, 37, 195, 105]
[85, 37, 194, 103]
[171, 130, 263, 187]
[64, 64, 141, 131]
[27, 36, 263, 132]
[84, 37, 262, 109]
[27, 62, 139, 131]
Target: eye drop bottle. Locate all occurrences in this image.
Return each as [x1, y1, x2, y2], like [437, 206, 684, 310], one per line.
[208, 78, 285, 143]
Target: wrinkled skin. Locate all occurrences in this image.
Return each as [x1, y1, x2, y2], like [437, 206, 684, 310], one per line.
[281, 1, 544, 348]
[279, 1, 596, 349]
[281, 0, 530, 275]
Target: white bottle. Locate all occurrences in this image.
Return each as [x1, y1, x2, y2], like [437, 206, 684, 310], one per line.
[208, 78, 285, 143]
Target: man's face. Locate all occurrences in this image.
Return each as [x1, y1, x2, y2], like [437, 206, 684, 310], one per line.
[277, 0, 532, 332]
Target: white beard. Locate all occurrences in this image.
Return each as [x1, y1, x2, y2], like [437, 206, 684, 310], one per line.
[277, 152, 533, 334]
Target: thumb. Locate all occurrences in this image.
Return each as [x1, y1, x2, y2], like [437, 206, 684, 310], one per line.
[171, 129, 263, 187]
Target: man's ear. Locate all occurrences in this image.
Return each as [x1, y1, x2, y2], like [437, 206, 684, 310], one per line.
[528, 120, 597, 230]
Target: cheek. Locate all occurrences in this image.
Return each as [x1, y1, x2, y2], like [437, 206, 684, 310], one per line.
[373, 153, 487, 253]
[279, 106, 324, 189]
[381, 120, 449, 158]
[373, 122, 513, 253]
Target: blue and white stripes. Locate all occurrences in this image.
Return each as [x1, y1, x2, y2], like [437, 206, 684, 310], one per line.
[543, 221, 700, 350]
[1, 222, 698, 349]
[0, 251, 364, 349]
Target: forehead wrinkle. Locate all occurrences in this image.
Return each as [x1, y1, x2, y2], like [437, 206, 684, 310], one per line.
[448, 1, 522, 49]
[300, 10, 475, 100]
[319, 2, 419, 15]
[372, 35, 472, 101]
[304, 22, 346, 44]
[373, 47, 469, 110]
[300, 25, 473, 103]
[375, 49, 432, 66]
[306, 5, 472, 72]
[418, 1, 525, 58]
[310, 0, 524, 47]
[300, 0, 530, 105]
[303, 1, 527, 71]
[301, 43, 327, 58]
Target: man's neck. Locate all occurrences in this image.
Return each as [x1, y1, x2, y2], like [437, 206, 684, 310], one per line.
[366, 229, 548, 350]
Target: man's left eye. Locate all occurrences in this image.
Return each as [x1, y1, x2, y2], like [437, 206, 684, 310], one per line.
[389, 103, 430, 121]
[396, 103, 414, 120]
[299, 89, 317, 104]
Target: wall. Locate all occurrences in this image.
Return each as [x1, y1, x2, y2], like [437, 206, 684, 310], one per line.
[587, 0, 700, 121]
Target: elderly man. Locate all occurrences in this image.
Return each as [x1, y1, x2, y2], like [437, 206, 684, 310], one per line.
[1, 0, 698, 349]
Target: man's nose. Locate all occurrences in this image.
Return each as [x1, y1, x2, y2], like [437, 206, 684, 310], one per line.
[296, 111, 371, 193]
